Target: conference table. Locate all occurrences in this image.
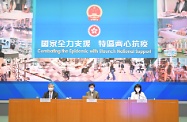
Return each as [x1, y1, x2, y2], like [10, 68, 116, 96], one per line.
[0, 10, 32, 20]
[158, 13, 187, 19]
[158, 17, 187, 32]
[9, 99, 179, 122]
[159, 30, 187, 39]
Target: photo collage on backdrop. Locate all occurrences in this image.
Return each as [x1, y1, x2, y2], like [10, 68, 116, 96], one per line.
[143, 0, 187, 82]
[0, 1, 153, 82]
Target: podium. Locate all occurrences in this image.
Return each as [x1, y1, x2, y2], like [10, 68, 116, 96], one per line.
[9, 99, 179, 122]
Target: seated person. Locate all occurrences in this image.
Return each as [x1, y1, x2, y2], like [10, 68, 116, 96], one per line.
[130, 84, 147, 100]
[174, 0, 187, 13]
[8, 0, 16, 12]
[164, 64, 175, 82]
[180, 66, 187, 82]
[106, 71, 113, 81]
[176, 27, 187, 36]
[144, 71, 155, 82]
[43, 83, 58, 99]
[8, 0, 31, 13]
[22, 0, 31, 13]
[0, 0, 5, 13]
[86, 83, 99, 99]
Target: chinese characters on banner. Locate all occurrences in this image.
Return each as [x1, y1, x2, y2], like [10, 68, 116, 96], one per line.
[41, 40, 148, 48]
[34, 0, 156, 58]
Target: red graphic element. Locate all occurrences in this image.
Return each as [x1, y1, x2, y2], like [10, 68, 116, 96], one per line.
[87, 5, 103, 21]
[88, 25, 101, 37]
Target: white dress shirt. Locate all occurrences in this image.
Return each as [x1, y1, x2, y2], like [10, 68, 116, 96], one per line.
[178, 1, 185, 13]
[130, 91, 147, 100]
[49, 91, 53, 99]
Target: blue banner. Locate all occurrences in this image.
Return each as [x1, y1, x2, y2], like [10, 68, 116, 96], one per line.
[33, 0, 157, 58]
[0, 82, 187, 100]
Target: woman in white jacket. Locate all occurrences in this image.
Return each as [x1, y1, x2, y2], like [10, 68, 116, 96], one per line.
[130, 84, 147, 100]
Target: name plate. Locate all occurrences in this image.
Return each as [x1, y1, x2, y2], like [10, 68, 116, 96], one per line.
[86, 99, 97, 103]
[137, 99, 147, 103]
[40, 98, 51, 102]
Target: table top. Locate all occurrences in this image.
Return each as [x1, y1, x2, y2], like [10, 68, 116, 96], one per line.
[158, 13, 187, 19]
[159, 30, 187, 39]
[0, 10, 32, 20]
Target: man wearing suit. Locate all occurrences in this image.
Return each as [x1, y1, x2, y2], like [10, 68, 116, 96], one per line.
[174, 0, 187, 13]
[86, 83, 99, 99]
[43, 83, 58, 99]
[8, 0, 31, 13]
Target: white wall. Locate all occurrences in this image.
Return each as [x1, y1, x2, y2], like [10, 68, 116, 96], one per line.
[165, 0, 177, 11]
[158, 0, 177, 14]
[158, 0, 165, 16]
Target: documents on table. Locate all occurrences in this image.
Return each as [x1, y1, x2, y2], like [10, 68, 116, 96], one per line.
[137, 99, 147, 103]
[40, 98, 51, 102]
[86, 99, 97, 103]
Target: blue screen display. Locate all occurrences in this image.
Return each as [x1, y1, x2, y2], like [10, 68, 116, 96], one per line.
[33, 0, 157, 58]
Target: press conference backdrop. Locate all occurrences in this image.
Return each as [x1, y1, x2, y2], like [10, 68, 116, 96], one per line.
[0, 0, 187, 101]
[33, 0, 157, 58]
[0, 82, 187, 101]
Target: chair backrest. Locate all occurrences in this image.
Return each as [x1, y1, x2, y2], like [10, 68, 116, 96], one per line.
[82, 96, 93, 99]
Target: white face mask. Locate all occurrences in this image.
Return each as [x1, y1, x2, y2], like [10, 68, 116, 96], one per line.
[135, 88, 140, 93]
[90, 88, 94, 92]
[48, 88, 54, 91]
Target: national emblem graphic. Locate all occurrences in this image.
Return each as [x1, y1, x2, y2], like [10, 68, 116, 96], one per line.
[88, 25, 101, 37]
[87, 4, 103, 21]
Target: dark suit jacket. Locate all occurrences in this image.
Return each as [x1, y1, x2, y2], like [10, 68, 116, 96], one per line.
[174, 1, 187, 13]
[86, 91, 99, 99]
[43, 91, 58, 99]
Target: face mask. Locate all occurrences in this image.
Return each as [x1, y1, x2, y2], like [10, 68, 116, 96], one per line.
[135, 88, 140, 92]
[90, 88, 94, 92]
[48, 88, 54, 91]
